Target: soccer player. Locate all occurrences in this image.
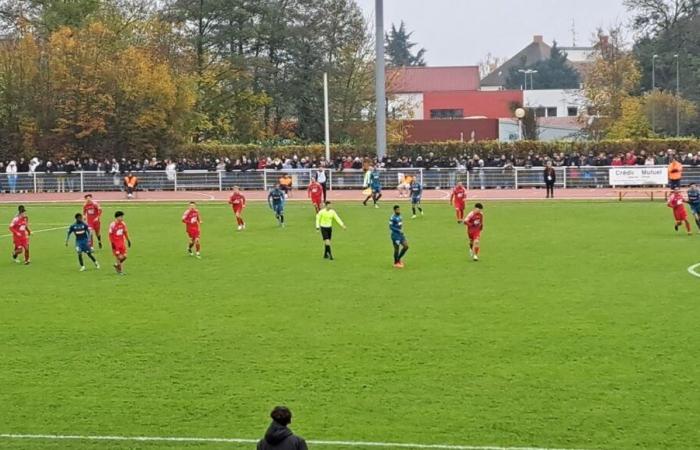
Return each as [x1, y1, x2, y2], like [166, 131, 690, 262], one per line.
[687, 182, 700, 231]
[228, 186, 246, 230]
[363, 167, 382, 208]
[667, 188, 692, 235]
[83, 194, 103, 249]
[268, 185, 286, 227]
[9, 205, 31, 265]
[389, 205, 409, 268]
[465, 203, 484, 261]
[66, 213, 100, 271]
[450, 182, 467, 223]
[182, 202, 202, 258]
[108, 211, 131, 275]
[409, 178, 423, 218]
[308, 179, 323, 213]
[315, 201, 346, 260]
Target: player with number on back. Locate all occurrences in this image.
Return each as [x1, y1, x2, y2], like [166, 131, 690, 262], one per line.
[82, 194, 103, 249]
[667, 187, 692, 235]
[465, 203, 484, 262]
[182, 202, 202, 258]
[268, 185, 286, 227]
[390, 205, 409, 268]
[308, 179, 323, 213]
[108, 211, 131, 275]
[66, 213, 100, 272]
[450, 182, 467, 223]
[687, 182, 700, 232]
[9, 205, 31, 265]
[228, 186, 246, 231]
[410, 178, 424, 219]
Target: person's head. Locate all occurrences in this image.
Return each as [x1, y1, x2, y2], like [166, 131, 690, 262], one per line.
[115, 211, 125, 222]
[233, 185, 240, 193]
[127, 171, 133, 177]
[393, 205, 400, 215]
[456, 181, 463, 188]
[84, 194, 93, 203]
[324, 201, 332, 210]
[546, 160, 552, 167]
[189, 201, 196, 210]
[690, 182, 697, 190]
[75, 213, 83, 222]
[474, 203, 484, 212]
[17, 205, 26, 217]
[270, 406, 292, 426]
[672, 187, 680, 193]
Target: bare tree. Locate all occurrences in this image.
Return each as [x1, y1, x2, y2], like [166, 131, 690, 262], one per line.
[625, 0, 700, 34]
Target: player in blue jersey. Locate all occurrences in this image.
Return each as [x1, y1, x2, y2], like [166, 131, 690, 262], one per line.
[390, 205, 409, 268]
[268, 185, 286, 227]
[687, 182, 700, 231]
[363, 167, 382, 208]
[409, 178, 424, 218]
[65, 213, 100, 272]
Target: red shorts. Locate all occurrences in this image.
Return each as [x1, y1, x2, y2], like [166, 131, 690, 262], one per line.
[455, 203, 465, 211]
[88, 221, 101, 234]
[674, 208, 688, 221]
[311, 198, 322, 207]
[111, 242, 127, 257]
[233, 206, 243, 215]
[187, 228, 200, 239]
[468, 229, 481, 241]
[13, 238, 28, 250]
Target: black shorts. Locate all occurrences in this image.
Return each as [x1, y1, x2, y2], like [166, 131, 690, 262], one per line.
[669, 179, 681, 189]
[320, 227, 332, 240]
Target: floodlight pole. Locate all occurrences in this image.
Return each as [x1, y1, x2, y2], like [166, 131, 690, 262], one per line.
[323, 72, 331, 161]
[375, 0, 387, 160]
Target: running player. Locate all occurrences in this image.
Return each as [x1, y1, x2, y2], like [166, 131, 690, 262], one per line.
[9, 205, 31, 265]
[268, 185, 286, 227]
[363, 167, 382, 208]
[308, 179, 323, 213]
[315, 201, 346, 260]
[228, 186, 246, 230]
[182, 202, 201, 258]
[450, 182, 467, 223]
[667, 188, 692, 235]
[465, 203, 484, 261]
[410, 178, 423, 218]
[65, 213, 100, 271]
[687, 182, 700, 231]
[83, 194, 103, 249]
[390, 205, 409, 268]
[108, 211, 131, 274]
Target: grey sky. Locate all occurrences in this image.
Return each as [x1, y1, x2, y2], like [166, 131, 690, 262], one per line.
[355, 0, 631, 66]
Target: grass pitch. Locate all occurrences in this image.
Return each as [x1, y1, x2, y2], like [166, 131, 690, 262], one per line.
[0, 199, 699, 450]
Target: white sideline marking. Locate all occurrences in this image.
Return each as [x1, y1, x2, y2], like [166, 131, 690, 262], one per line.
[0, 433, 589, 450]
[0, 226, 64, 239]
[688, 263, 700, 278]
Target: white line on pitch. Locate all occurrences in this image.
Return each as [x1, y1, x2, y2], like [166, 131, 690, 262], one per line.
[0, 226, 65, 239]
[0, 433, 590, 450]
[688, 263, 700, 278]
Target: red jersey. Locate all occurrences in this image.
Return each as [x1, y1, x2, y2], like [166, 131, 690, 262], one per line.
[108, 220, 129, 245]
[667, 192, 685, 210]
[229, 193, 246, 210]
[182, 208, 200, 230]
[83, 201, 102, 225]
[465, 211, 484, 231]
[9, 215, 30, 240]
[308, 182, 322, 201]
[451, 186, 467, 205]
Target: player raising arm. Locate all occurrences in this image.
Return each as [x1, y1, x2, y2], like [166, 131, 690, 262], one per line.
[465, 203, 484, 262]
[450, 182, 467, 223]
[83, 194, 103, 249]
[390, 205, 409, 268]
[687, 182, 700, 231]
[268, 185, 286, 227]
[667, 188, 692, 235]
[108, 211, 131, 275]
[182, 202, 202, 258]
[66, 213, 100, 271]
[228, 186, 246, 231]
[9, 205, 31, 265]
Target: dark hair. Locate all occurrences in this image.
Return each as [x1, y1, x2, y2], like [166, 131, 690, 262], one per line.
[325, 201, 331, 206]
[270, 406, 292, 426]
[84, 194, 92, 199]
[18, 205, 26, 214]
[393, 205, 400, 211]
[115, 211, 124, 218]
[75, 213, 82, 220]
[475, 203, 484, 209]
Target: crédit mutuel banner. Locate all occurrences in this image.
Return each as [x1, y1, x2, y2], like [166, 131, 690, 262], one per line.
[609, 167, 668, 186]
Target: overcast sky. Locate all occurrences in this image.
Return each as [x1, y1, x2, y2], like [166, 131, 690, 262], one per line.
[355, 0, 631, 66]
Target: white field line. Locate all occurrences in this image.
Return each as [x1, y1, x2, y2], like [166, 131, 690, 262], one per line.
[688, 263, 700, 278]
[0, 226, 65, 239]
[0, 433, 590, 450]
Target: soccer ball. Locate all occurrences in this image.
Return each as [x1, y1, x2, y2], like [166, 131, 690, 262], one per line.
[127, 193, 133, 199]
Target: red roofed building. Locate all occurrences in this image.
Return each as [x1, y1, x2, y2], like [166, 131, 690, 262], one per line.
[388, 66, 481, 93]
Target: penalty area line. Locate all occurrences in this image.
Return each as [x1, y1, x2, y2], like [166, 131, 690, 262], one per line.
[0, 433, 591, 450]
[688, 263, 700, 279]
[0, 226, 65, 239]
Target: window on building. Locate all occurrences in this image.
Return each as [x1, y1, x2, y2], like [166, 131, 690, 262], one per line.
[535, 107, 546, 118]
[430, 109, 464, 119]
[567, 107, 578, 117]
[546, 107, 558, 117]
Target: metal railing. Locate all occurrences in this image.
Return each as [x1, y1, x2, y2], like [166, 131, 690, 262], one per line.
[0, 166, 696, 193]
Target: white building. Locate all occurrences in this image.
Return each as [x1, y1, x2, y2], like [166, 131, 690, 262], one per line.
[523, 89, 588, 118]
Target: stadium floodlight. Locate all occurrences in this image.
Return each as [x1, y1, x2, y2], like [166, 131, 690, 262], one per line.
[375, 0, 387, 160]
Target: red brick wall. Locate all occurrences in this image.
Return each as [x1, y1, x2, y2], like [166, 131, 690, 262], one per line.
[422, 90, 523, 120]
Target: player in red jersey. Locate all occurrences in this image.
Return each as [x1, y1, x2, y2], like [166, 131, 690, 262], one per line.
[82, 194, 103, 249]
[182, 201, 202, 257]
[307, 179, 323, 213]
[228, 186, 246, 231]
[667, 188, 692, 235]
[108, 211, 131, 275]
[9, 205, 31, 265]
[450, 182, 468, 223]
[465, 203, 484, 261]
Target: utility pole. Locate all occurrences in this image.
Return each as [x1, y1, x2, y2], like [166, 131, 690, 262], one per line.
[375, 0, 387, 160]
[651, 54, 658, 134]
[674, 54, 680, 137]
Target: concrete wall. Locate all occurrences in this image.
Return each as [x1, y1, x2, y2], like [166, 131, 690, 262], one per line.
[523, 89, 587, 118]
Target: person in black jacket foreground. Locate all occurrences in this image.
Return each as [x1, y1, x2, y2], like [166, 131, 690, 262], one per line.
[257, 406, 308, 450]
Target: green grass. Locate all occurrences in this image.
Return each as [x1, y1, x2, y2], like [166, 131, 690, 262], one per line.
[0, 200, 699, 450]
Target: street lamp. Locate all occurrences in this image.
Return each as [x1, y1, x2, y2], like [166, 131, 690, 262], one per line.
[518, 69, 528, 90]
[652, 54, 658, 133]
[517, 69, 538, 90]
[529, 69, 538, 90]
[674, 54, 680, 137]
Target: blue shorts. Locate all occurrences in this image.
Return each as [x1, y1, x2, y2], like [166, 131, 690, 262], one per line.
[391, 233, 406, 245]
[372, 186, 382, 194]
[411, 196, 421, 204]
[76, 241, 92, 253]
[690, 203, 700, 215]
[272, 203, 284, 214]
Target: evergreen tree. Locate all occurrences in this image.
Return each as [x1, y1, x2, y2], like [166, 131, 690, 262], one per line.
[385, 21, 426, 67]
[505, 42, 580, 90]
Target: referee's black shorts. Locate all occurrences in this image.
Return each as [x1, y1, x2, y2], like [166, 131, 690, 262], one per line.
[320, 227, 332, 240]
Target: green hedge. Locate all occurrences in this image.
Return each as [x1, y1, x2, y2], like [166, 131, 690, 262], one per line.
[172, 139, 700, 161]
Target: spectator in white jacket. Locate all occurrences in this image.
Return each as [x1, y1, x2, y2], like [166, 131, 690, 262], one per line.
[6, 161, 18, 193]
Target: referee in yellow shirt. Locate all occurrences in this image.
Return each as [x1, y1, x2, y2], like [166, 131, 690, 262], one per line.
[315, 201, 346, 260]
